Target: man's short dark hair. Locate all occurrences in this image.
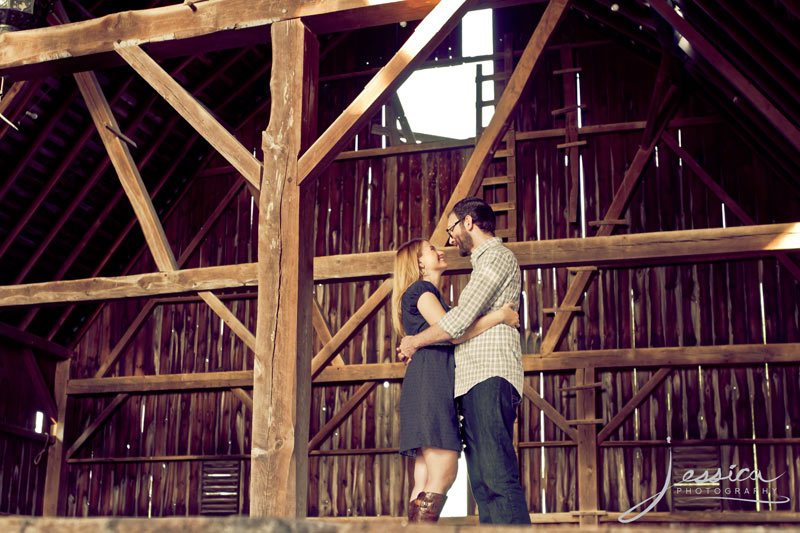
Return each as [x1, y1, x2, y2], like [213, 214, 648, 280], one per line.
[451, 197, 495, 235]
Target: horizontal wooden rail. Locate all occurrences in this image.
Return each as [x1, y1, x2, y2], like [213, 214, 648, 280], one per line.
[66, 370, 253, 395]
[67, 454, 250, 464]
[2, 222, 799, 307]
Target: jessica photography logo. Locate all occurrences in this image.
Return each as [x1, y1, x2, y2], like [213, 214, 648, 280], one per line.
[619, 438, 790, 523]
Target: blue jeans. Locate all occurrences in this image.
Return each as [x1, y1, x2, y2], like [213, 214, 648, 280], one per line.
[458, 377, 531, 525]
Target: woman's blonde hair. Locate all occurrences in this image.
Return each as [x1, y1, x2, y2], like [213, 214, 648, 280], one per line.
[392, 238, 426, 337]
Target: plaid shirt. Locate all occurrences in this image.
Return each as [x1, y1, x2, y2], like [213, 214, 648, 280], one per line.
[437, 237, 523, 398]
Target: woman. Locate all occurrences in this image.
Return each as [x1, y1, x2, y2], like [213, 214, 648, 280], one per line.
[393, 238, 519, 522]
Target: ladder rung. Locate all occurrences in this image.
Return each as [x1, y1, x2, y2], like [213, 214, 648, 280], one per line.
[543, 306, 582, 315]
[588, 219, 628, 227]
[568, 266, 598, 273]
[553, 67, 582, 75]
[557, 140, 587, 149]
[561, 381, 603, 392]
[551, 103, 588, 116]
[493, 149, 513, 158]
[477, 72, 511, 82]
[482, 175, 515, 186]
[479, 98, 500, 107]
[489, 202, 515, 212]
[566, 418, 604, 425]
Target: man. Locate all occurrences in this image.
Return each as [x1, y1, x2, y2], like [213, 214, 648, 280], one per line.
[398, 196, 530, 525]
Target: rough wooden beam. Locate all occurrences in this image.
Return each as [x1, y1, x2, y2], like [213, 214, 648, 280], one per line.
[575, 367, 599, 526]
[525, 343, 800, 372]
[312, 343, 800, 382]
[74, 69, 177, 272]
[232, 388, 253, 411]
[116, 44, 262, 191]
[297, 0, 471, 186]
[71, 68, 255, 356]
[67, 371, 253, 395]
[597, 367, 671, 443]
[252, 19, 317, 519]
[0, 321, 72, 359]
[0, 0, 541, 80]
[42, 359, 70, 516]
[650, 0, 800, 154]
[308, 382, 377, 450]
[65, 393, 130, 459]
[313, 362, 407, 384]
[661, 133, 800, 283]
[310, 281, 391, 377]
[312, 299, 345, 366]
[430, 0, 571, 245]
[3, 222, 800, 307]
[522, 383, 578, 442]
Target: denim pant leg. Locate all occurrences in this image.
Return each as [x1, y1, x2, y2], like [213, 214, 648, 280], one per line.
[459, 377, 531, 525]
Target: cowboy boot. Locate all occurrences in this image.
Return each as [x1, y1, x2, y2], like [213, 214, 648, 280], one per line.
[415, 492, 447, 522]
[407, 491, 424, 521]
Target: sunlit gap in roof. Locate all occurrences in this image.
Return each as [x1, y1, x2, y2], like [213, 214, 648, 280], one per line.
[396, 9, 495, 141]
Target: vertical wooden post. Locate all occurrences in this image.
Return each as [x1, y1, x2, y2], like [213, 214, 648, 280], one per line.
[576, 366, 599, 526]
[42, 358, 71, 516]
[251, 19, 318, 518]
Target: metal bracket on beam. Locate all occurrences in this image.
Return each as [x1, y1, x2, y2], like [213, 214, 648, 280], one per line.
[104, 123, 138, 148]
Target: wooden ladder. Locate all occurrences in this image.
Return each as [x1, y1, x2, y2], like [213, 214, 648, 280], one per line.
[475, 33, 518, 242]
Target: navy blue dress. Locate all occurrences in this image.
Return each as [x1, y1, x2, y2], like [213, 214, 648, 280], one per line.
[398, 280, 462, 456]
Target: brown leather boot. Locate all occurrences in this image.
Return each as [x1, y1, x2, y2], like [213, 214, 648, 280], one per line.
[407, 492, 424, 521]
[413, 492, 447, 522]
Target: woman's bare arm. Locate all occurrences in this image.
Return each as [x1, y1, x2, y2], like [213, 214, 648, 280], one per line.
[416, 293, 518, 345]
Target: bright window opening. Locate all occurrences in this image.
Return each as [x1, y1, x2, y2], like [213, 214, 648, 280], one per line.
[396, 9, 495, 141]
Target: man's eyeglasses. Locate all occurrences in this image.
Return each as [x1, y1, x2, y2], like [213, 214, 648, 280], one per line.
[446, 217, 465, 237]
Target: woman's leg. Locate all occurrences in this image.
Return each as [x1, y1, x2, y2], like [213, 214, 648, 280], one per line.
[410, 451, 427, 500]
[421, 447, 458, 494]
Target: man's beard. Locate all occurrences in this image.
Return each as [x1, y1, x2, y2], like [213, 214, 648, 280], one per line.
[455, 232, 473, 256]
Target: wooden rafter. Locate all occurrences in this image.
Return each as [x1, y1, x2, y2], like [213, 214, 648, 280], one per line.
[40, 42, 278, 341]
[429, 0, 571, 245]
[308, 383, 377, 450]
[297, 0, 472, 186]
[77, 70, 257, 354]
[661, 132, 800, 283]
[64, 393, 129, 460]
[0, 321, 71, 359]
[650, 0, 800, 154]
[522, 383, 578, 441]
[116, 44, 262, 191]
[310, 283, 391, 377]
[3, 222, 800, 307]
[0, 0, 533, 79]
[75, 69, 177, 272]
[597, 367, 671, 443]
[312, 299, 345, 367]
[93, 180, 248, 379]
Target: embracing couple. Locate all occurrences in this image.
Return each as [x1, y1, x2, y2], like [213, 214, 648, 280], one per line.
[393, 197, 530, 525]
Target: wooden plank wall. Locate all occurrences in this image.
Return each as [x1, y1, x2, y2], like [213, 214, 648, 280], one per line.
[0, 346, 52, 516]
[50, 7, 800, 520]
